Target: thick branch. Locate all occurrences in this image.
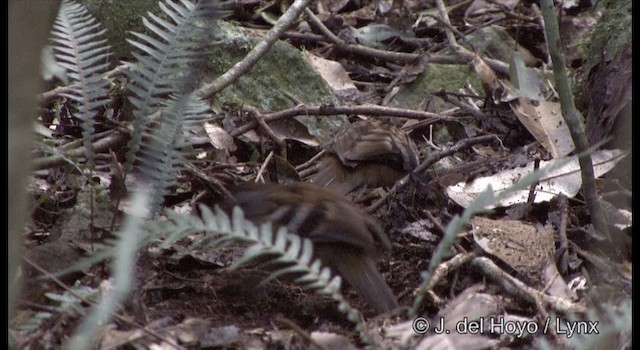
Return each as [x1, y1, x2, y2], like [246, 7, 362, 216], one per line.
[539, 0, 609, 238]
[197, 0, 312, 99]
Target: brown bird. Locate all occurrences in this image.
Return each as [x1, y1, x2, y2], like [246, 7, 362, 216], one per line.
[223, 182, 399, 314]
[308, 119, 419, 194]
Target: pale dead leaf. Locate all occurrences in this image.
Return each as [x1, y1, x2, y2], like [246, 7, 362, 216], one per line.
[399, 219, 438, 242]
[348, 24, 411, 49]
[472, 54, 500, 94]
[510, 98, 575, 158]
[543, 261, 578, 301]
[446, 149, 627, 209]
[303, 52, 358, 101]
[599, 199, 632, 230]
[465, 0, 519, 26]
[174, 318, 212, 345]
[200, 325, 241, 348]
[416, 332, 499, 350]
[204, 122, 237, 152]
[310, 331, 357, 350]
[507, 53, 574, 157]
[436, 285, 502, 330]
[384, 320, 420, 346]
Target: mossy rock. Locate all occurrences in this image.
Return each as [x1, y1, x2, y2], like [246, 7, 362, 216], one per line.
[79, 0, 346, 142]
[205, 21, 346, 142]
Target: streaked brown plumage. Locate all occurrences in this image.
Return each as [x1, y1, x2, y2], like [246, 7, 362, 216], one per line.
[223, 182, 399, 314]
[309, 119, 419, 194]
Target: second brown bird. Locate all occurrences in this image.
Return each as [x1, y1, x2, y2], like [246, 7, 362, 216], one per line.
[308, 119, 419, 194]
[223, 182, 399, 314]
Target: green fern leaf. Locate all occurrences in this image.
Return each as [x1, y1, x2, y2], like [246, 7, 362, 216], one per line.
[50, 0, 112, 167]
[136, 94, 185, 215]
[124, 0, 224, 173]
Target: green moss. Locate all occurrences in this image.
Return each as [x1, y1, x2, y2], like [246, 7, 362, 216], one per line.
[82, 0, 160, 60]
[585, 0, 631, 72]
[389, 63, 482, 112]
[575, 0, 631, 110]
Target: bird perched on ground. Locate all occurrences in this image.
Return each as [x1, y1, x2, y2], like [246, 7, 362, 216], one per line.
[223, 182, 399, 314]
[307, 119, 419, 194]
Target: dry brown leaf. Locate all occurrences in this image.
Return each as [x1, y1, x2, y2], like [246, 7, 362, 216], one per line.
[471, 217, 555, 282]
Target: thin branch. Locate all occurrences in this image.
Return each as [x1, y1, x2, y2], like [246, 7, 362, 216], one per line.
[296, 149, 325, 173]
[304, 8, 425, 64]
[433, 89, 489, 119]
[432, 0, 509, 75]
[471, 257, 586, 314]
[246, 106, 287, 158]
[304, 7, 512, 73]
[426, 252, 476, 292]
[39, 64, 126, 104]
[33, 130, 129, 170]
[483, 0, 540, 24]
[255, 150, 274, 183]
[230, 104, 449, 137]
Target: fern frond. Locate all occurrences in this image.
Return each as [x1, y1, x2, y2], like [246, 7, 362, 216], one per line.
[50, 0, 112, 168]
[55, 200, 367, 337]
[124, 0, 224, 173]
[68, 191, 150, 349]
[195, 206, 345, 296]
[155, 205, 365, 329]
[173, 92, 214, 149]
[135, 91, 212, 216]
[566, 298, 631, 349]
[538, 298, 632, 350]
